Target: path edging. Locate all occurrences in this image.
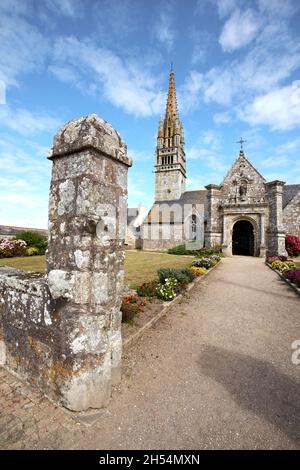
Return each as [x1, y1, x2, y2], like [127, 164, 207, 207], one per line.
[265, 262, 300, 297]
[123, 261, 221, 349]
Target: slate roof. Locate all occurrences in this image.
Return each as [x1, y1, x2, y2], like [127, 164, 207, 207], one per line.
[283, 185, 300, 208]
[154, 189, 207, 206]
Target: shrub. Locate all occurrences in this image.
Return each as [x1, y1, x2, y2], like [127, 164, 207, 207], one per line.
[15, 231, 48, 255]
[167, 243, 222, 257]
[203, 255, 219, 266]
[136, 280, 159, 297]
[121, 295, 146, 324]
[156, 278, 178, 301]
[271, 260, 295, 273]
[286, 234, 300, 257]
[286, 269, 300, 284]
[26, 246, 40, 256]
[157, 268, 194, 285]
[192, 258, 212, 269]
[190, 266, 207, 276]
[0, 237, 27, 258]
[167, 244, 188, 255]
[195, 245, 223, 257]
[179, 268, 196, 282]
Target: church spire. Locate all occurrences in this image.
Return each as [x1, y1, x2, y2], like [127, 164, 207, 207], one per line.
[164, 66, 179, 127]
[154, 67, 186, 201]
[157, 66, 183, 146]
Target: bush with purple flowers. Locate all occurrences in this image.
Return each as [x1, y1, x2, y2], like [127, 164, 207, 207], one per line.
[286, 269, 300, 284]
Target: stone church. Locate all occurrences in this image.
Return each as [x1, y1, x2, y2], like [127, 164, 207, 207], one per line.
[141, 68, 300, 257]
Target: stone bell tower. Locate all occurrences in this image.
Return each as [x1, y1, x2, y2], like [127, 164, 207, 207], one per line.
[155, 66, 186, 201]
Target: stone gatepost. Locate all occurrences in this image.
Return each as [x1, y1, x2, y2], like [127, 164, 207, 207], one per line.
[46, 114, 131, 410]
[266, 180, 287, 257]
[204, 184, 222, 248]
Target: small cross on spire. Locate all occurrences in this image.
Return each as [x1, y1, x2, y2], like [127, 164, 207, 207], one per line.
[237, 137, 246, 150]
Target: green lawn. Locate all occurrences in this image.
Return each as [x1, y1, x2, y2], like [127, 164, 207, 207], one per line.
[0, 251, 194, 288]
[0, 255, 46, 272]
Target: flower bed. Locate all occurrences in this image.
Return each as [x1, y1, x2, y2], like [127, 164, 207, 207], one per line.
[266, 256, 300, 295]
[121, 256, 221, 331]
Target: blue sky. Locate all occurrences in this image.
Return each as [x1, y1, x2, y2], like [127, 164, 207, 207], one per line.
[0, 0, 300, 228]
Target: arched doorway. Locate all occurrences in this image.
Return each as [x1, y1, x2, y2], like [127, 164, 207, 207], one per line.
[232, 220, 254, 256]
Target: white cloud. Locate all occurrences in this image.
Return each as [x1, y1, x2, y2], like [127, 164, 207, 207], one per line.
[153, 1, 175, 51]
[0, 106, 60, 136]
[261, 156, 290, 168]
[187, 0, 300, 134]
[179, 71, 206, 112]
[219, 8, 262, 52]
[44, 0, 83, 18]
[189, 28, 211, 66]
[257, 0, 296, 18]
[276, 138, 300, 154]
[0, 135, 50, 228]
[128, 149, 152, 162]
[0, 190, 48, 228]
[215, 0, 237, 18]
[196, 0, 237, 18]
[239, 81, 300, 131]
[214, 111, 231, 124]
[0, 10, 48, 87]
[50, 36, 164, 117]
[0, 80, 6, 104]
[186, 129, 227, 175]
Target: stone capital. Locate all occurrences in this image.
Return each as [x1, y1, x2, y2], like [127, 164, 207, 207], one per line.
[49, 114, 132, 167]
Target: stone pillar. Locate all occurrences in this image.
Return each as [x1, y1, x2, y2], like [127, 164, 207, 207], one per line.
[222, 215, 231, 257]
[266, 180, 287, 257]
[46, 114, 131, 410]
[260, 213, 266, 257]
[204, 184, 222, 248]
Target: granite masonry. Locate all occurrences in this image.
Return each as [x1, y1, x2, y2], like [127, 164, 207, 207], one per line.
[0, 114, 131, 411]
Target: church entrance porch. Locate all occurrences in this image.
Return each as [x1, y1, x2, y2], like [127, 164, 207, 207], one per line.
[232, 220, 254, 256]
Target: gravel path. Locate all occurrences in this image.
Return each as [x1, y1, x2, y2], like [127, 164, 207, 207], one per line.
[1, 256, 300, 449]
[81, 256, 300, 449]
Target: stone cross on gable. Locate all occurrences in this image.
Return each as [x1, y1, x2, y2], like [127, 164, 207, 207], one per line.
[237, 137, 247, 150]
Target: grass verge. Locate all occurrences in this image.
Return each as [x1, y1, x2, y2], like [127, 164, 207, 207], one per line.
[0, 251, 194, 288]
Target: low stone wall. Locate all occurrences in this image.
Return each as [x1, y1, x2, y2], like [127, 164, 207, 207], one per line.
[0, 114, 131, 411]
[0, 268, 51, 376]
